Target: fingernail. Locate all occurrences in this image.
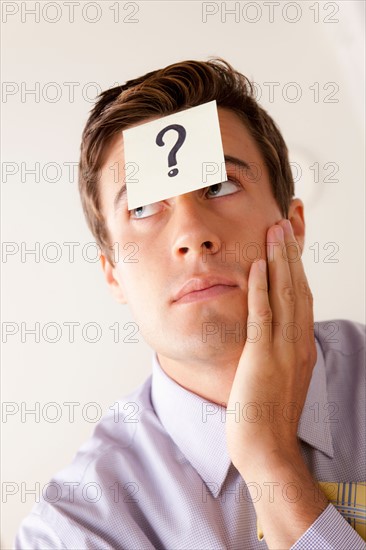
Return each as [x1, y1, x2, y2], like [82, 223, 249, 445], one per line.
[258, 259, 266, 272]
[274, 225, 284, 240]
[283, 219, 292, 234]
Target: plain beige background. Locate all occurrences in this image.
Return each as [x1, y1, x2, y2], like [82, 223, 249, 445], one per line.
[1, 1, 365, 547]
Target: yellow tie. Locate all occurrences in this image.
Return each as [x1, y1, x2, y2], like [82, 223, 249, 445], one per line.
[257, 481, 366, 541]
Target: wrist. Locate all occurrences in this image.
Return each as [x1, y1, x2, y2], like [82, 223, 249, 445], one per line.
[235, 441, 304, 478]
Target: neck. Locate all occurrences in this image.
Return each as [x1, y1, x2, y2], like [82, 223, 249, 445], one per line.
[156, 351, 240, 407]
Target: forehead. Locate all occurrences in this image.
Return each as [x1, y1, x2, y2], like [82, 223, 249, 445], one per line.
[99, 107, 265, 219]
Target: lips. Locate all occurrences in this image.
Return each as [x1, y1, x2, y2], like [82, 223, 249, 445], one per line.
[172, 275, 238, 303]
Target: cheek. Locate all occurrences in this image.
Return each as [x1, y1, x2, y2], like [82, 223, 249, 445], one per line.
[233, 225, 267, 264]
[115, 261, 159, 307]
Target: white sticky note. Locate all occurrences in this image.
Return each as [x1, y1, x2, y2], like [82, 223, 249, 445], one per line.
[122, 100, 227, 210]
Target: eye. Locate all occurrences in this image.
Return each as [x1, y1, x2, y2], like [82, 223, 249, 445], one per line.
[129, 202, 161, 220]
[205, 178, 241, 198]
[129, 179, 241, 220]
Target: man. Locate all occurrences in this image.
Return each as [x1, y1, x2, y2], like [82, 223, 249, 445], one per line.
[15, 58, 365, 549]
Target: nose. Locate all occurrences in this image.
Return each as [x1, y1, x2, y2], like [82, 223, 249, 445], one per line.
[169, 193, 221, 259]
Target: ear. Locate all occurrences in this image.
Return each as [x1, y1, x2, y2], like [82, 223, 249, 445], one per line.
[287, 198, 305, 252]
[100, 254, 127, 304]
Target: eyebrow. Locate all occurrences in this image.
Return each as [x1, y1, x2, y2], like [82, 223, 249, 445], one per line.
[113, 154, 251, 214]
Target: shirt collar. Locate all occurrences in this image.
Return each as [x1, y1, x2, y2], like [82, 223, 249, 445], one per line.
[150, 336, 334, 498]
[297, 337, 334, 458]
[151, 353, 231, 498]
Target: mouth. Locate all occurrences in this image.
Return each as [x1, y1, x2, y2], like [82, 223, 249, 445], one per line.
[172, 284, 238, 304]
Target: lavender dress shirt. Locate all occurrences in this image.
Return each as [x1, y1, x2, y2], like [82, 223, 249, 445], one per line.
[15, 319, 365, 549]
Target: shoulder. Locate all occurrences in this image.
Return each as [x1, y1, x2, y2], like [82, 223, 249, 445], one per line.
[314, 319, 365, 477]
[59, 373, 156, 473]
[315, 319, 365, 418]
[315, 318, 365, 357]
[315, 318, 365, 390]
[15, 374, 158, 549]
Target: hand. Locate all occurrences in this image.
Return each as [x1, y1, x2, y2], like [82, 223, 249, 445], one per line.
[226, 218, 317, 473]
[225, 219, 328, 548]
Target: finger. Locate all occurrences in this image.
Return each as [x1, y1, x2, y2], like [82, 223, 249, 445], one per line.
[266, 224, 295, 343]
[278, 219, 316, 362]
[246, 259, 272, 349]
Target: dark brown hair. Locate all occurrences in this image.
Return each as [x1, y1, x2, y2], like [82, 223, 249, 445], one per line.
[78, 57, 294, 266]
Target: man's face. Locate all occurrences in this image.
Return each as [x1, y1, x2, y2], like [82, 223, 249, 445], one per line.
[99, 107, 284, 365]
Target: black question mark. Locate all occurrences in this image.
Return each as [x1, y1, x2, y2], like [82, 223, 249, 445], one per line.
[156, 124, 187, 177]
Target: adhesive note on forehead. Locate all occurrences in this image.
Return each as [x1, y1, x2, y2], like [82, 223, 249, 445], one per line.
[122, 100, 227, 210]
